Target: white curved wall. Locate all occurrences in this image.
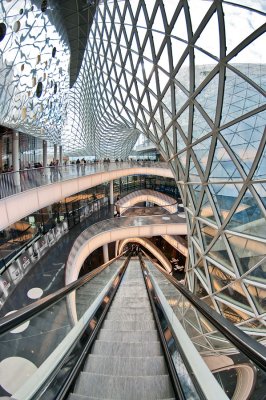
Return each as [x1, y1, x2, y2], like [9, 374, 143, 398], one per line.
[65, 216, 187, 285]
[0, 166, 173, 231]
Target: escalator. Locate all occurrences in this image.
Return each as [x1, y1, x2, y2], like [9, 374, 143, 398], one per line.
[0, 253, 266, 400]
[70, 259, 174, 400]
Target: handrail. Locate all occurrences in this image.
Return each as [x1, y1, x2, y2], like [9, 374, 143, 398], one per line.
[0, 252, 126, 335]
[143, 254, 266, 372]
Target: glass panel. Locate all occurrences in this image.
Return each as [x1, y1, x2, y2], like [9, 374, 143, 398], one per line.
[226, 232, 265, 275]
[221, 68, 266, 126]
[220, 111, 266, 175]
[217, 281, 252, 312]
[146, 261, 266, 399]
[0, 260, 122, 397]
[244, 282, 266, 314]
[226, 189, 266, 239]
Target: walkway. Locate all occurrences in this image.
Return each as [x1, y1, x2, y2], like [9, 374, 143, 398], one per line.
[65, 214, 187, 284]
[0, 162, 173, 231]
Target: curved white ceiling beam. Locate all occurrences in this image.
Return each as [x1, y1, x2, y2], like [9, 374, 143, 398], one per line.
[117, 237, 172, 273]
[65, 214, 186, 285]
[117, 189, 178, 215]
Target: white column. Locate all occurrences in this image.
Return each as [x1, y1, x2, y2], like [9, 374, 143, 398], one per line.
[12, 131, 20, 186]
[43, 140, 47, 167]
[103, 243, 109, 263]
[53, 144, 57, 161]
[59, 145, 63, 165]
[109, 180, 114, 205]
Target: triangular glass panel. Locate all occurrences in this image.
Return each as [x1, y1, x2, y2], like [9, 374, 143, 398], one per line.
[157, 68, 169, 93]
[244, 282, 266, 314]
[196, 11, 220, 57]
[176, 128, 187, 152]
[194, 273, 209, 299]
[176, 106, 189, 138]
[226, 189, 265, 239]
[137, 26, 147, 49]
[221, 68, 266, 126]
[228, 38, 266, 91]
[175, 84, 188, 113]
[143, 35, 153, 61]
[191, 136, 212, 174]
[191, 184, 202, 207]
[196, 73, 219, 121]
[158, 45, 170, 73]
[194, 49, 218, 88]
[223, 3, 265, 55]
[188, 157, 201, 184]
[152, 30, 165, 56]
[165, 126, 175, 146]
[252, 183, 266, 211]
[164, 2, 177, 26]
[192, 106, 211, 142]
[220, 112, 266, 175]
[153, 5, 165, 31]
[226, 232, 266, 275]
[199, 190, 217, 223]
[184, 319, 202, 339]
[187, 0, 211, 34]
[171, 38, 187, 70]
[170, 7, 188, 41]
[174, 55, 190, 90]
[137, 5, 147, 27]
[218, 300, 250, 324]
[208, 237, 234, 271]
[198, 220, 217, 250]
[209, 139, 242, 181]
[177, 150, 187, 172]
[208, 183, 242, 222]
[144, 0, 155, 20]
[253, 145, 266, 180]
[217, 282, 253, 312]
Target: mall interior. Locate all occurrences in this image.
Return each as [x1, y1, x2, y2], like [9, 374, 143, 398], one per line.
[0, 1, 265, 399]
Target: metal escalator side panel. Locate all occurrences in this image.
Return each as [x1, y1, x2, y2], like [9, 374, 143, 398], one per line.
[140, 257, 230, 400]
[11, 257, 131, 400]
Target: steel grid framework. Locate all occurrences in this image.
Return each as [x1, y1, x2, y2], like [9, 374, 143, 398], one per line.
[0, 0, 266, 341]
[63, 0, 266, 338]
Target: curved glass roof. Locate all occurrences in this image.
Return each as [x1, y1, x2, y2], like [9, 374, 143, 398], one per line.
[0, 0, 265, 335]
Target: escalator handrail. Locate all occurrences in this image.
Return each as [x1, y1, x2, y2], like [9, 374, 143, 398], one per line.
[0, 252, 127, 335]
[144, 255, 266, 372]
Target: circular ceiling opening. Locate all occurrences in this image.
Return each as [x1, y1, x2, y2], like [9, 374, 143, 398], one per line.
[13, 21, 21, 33]
[41, 0, 48, 12]
[36, 81, 43, 98]
[0, 22, 7, 42]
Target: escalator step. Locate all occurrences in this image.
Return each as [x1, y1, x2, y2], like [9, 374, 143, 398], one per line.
[68, 394, 175, 400]
[84, 355, 169, 376]
[97, 329, 158, 342]
[92, 340, 163, 357]
[74, 372, 175, 399]
[102, 319, 156, 331]
[105, 311, 154, 321]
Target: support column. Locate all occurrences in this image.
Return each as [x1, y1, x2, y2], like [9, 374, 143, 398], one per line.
[12, 131, 20, 186]
[109, 180, 114, 205]
[53, 144, 57, 161]
[43, 140, 47, 167]
[103, 243, 109, 264]
[59, 145, 63, 165]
